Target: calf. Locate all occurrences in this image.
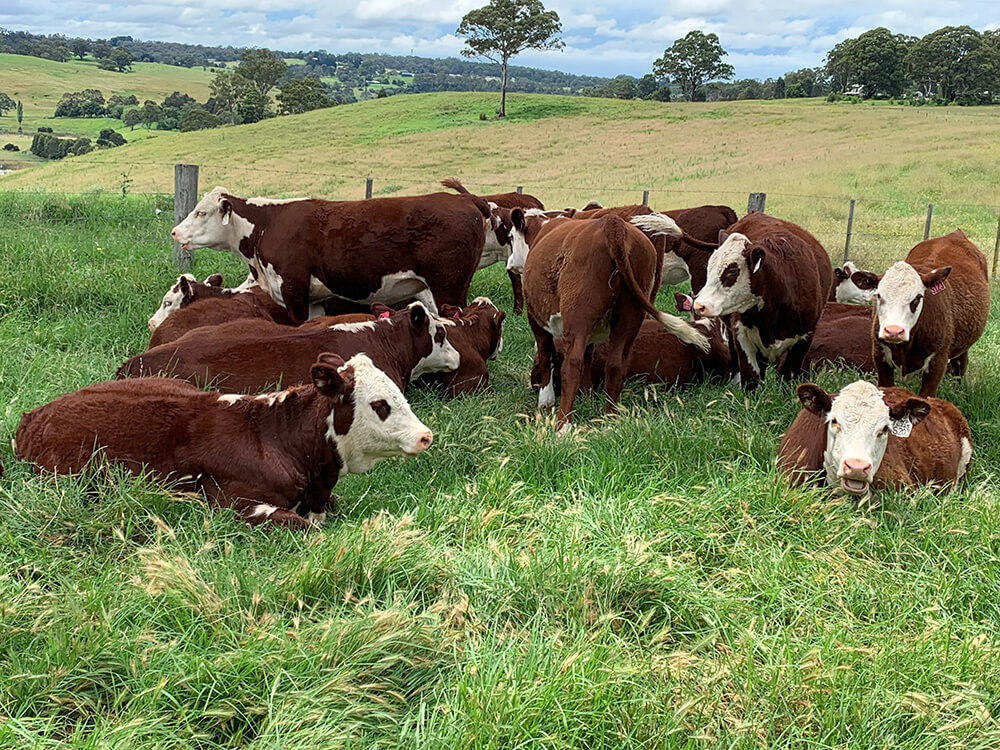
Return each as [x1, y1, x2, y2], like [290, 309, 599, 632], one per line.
[778, 380, 971, 497]
[801, 303, 876, 373]
[149, 273, 223, 330]
[517, 212, 709, 431]
[691, 213, 833, 388]
[117, 302, 459, 393]
[421, 298, 506, 397]
[830, 261, 876, 304]
[171, 186, 492, 323]
[853, 229, 989, 397]
[16, 353, 432, 529]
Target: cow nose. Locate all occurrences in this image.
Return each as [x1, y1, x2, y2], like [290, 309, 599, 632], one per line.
[170, 228, 178, 239]
[415, 431, 433, 453]
[881, 325, 905, 341]
[841, 458, 872, 478]
[693, 302, 708, 317]
[147, 319, 155, 332]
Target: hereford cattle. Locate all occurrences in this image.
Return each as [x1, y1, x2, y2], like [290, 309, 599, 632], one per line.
[801, 303, 876, 373]
[830, 261, 876, 304]
[170, 186, 492, 323]
[16, 353, 432, 529]
[778, 380, 971, 497]
[149, 273, 222, 330]
[690, 213, 833, 388]
[517, 212, 709, 431]
[421, 298, 506, 397]
[117, 302, 459, 393]
[849, 230, 989, 398]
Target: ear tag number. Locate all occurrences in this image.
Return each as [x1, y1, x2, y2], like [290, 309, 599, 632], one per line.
[890, 417, 912, 438]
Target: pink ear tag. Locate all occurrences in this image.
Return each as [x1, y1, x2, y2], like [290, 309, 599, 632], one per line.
[928, 282, 945, 295]
[379, 311, 391, 319]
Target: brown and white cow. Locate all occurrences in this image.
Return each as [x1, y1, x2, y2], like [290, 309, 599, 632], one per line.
[421, 297, 506, 397]
[149, 273, 223, 330]
[850, 230, 989, 398]
[691, 213, 833, 388]
[117, 302, 459, 393]
[517, 212, 709, 431]
[16, 353, 432, 529]
[170, 186, 492, 323]
[829, 261, 876, 304]
[801, 302, 876, 373]
[778, 380, 971, 497]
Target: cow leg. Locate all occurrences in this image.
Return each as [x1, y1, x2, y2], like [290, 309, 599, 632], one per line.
[508, 270, 524, 315]
[601, 306, 644, 412]
[279, 279, 312, 325]
[919, 354, 949, 398]
[778, 336, 812, 380]
[949, 351, 968, 379]
[732, 335, 762, 390]
[556, 333, 589, 430]
[874, 344, 896, 388]
[231, 499, 312, 530]
[528, 318, 557, 408]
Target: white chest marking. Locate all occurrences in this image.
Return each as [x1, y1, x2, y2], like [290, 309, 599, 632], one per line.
[735, 323, 806, 375]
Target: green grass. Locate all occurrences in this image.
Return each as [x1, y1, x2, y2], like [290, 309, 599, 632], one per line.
[1, 187, 1000, 747]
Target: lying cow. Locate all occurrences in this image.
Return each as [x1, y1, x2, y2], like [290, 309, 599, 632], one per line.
[171, 186, 492, 323]
[118, 302, 459, 392]
[778, 380, 972, 497]
[15, 353, 432, 529]
[852, 229, 989, 397]
[421, 298, 506, 397]
[830, 261, 876, 304]
[691, 213, 833, 388]
[801, 302, 875, 373]
[515, 211, 708, 430]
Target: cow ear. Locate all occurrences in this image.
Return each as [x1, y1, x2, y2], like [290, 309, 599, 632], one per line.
[494, 310, 506, 326]
[311, 353, 353, 401]
[220, 198, 232, 226]
[851, 271, 881, 290]
[888, 397, 930, 437]
[833, 266, 849, 281]
[370, 302, 392, 317]
[439, 304, 462, 319]
[410, 303, 428, 329]
[718, 229, 730, 244]
[179, 275, 196, 301]
[920, 266, 951, 289]
[743, 244, 765, 274]
[511, 208, 525, 231]
[797, 383, 832, 416]
[674, 292, 693, 312]
[205, 273, 224, 287]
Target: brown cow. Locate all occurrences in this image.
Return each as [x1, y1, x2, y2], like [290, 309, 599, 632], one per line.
[851, 230, 989, 398]
[117, 302, 459, 392]
[15, 353, 432, 529]
[517, 212, 709, 431]
[691, 213, 833, 389]
[778, 380, 971, 497]
[171, 186, 492, 323]
[801, 303, 876, 373]
[422, 298, 506, 397]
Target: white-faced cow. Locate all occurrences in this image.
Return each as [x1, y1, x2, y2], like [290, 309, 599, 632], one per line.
[691, 213, 833, 388]
[830, 261, 876, 304]
[423, 297, 506, 397]
[15, 353, 433, 529]
[778, 380, 971, 497]
[149, 273, 223, 330]
[170, 186, 492, 323]
[515, 211, 709, 431]
[849, 230, 989, 398]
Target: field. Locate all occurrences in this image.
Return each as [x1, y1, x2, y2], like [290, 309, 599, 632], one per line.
[2, 95, 1000, 747]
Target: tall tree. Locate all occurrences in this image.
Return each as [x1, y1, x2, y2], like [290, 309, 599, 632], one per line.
[456, 0, 563, 118]
[0, 93, 14, 115]
[652, 31, 734, 102]
[235, 48, 287, 96]
[276, 78, 335, 115]
[70, 38, 89, 60]
[16, 100, 23, 131]
[906, 26, 1000, 101]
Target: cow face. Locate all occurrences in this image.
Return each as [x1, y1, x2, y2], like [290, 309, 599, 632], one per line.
[408, 303, 461, 379]
[170, 186, 251, 254]
[798, 381, 930, 495]
[318, 352, 433, 474]
[872, 261, 951, 343]
[148, 273, 225, 331]
[505, 209, 548, 274]
[471, 297, 505, 359]
[833, 262, 876, 305]
[692, 232, 764, 318]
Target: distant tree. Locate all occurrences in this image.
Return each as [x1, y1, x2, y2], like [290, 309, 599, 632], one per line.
[97, 128, 126, 146]
[0, 93, 14, 115]
[599, 75, 639, 99]
[774, 76, 786, 98]
[826, 27, 910, 98]
[784, 67, 826, 97]
[92, 40, 112, 60]
[16, 100, 23, 131]
[906, 26, 1000, 101]
[110, 46, 133, 72]
[235, 48, 287, 96]
[208, 69, 252, 113]
[70, 38, 89, 60]
[140, 100, 162, 129]
[276, 77, 334, 114]
[162, 91, 196, 109]
[123, 108, 141, 130]
[636, 74, 659, 99]
[652, 30, 734, 101]
[456, 0, 563, 117]
[235, 88, 274, 124]
[179, 103, 221, 131]
[70, 137, 93, 156]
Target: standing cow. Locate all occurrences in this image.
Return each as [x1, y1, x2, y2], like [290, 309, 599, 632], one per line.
[691, 213, 833, 388]
[851, 229, 989, 398]
[171, 186, 492, 323]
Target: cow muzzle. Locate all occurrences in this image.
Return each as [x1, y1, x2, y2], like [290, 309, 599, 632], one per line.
[692, 301, 711, 317]
[408, 431, 433, 456]
[838, 457, 872, 495]
[880, 325, 907, 343]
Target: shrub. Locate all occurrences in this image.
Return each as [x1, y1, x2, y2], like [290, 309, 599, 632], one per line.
[37, 126, 53, 133]
[97, 129, 127, 147]
[30, 132, 72, 159]
[70, 137, 93, 156]
[2, 143, 18, 151]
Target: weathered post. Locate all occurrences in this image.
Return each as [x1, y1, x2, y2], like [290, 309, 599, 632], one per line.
[365, 177, 373, 199]
[516, 186, 523, 194]
[642, 190, 649, 206]
[923, 203, 933, 240]
[843, 198, 856, 263]
[172, 163, 198, 271]
[747, 192, 766, 214]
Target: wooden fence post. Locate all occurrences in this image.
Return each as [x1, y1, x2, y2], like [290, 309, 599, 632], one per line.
[747, 192, 766, 213]
[923, 203, 933, 240]
[172, 163, 198, 271]
[992, 215, 1000, 279]
[516, 186, 523, 194]
[642, 190, 649, 206]
[843, 198, 855, 263]
[365, 177, 373, 199]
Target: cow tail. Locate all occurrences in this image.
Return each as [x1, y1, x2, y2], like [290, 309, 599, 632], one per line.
[440, 177, 468, 195]
[605, 216, 711, 352]
[629, 212, 719, 253]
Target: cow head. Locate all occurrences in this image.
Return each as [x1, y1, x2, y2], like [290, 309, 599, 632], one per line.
[147, 273, 224, 331]
[407, 302, 461, 379]
[316, 352, 433, 474]
[170, 186, 251, 255]
[833, 262, 877, 305]
[470, 296, 506, 359]
[691, 232, 764, 318]
[505, 208, 549, 274]
[797, 381, 930, 496]
[868, 261, 951, 343]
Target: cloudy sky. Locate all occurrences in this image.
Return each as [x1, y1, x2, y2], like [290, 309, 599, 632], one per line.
[2, 1, 996, 81]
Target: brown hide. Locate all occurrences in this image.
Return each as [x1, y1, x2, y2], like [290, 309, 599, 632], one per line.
[15, 374, 348, 528]
[223, 190, 490, 323]
[777, 386, 971, 491]
[873, 230, 989, 397]
[802, 303, 875, 372]
[421, 300, 506, 397]
[118, 306, 433, 392]
[149, 287, 295, 348]
[664, 204, 738, 292]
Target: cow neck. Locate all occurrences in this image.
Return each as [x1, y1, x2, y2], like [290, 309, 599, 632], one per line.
[226, 196, 271, 262]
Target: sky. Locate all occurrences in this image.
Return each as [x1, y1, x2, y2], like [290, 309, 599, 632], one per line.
[2, 1, 997, 81]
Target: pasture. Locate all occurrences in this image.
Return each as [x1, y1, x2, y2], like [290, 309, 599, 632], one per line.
[2, 95, 1000, 747]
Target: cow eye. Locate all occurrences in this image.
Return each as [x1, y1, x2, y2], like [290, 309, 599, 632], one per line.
[371, 400, 391, 421]
[879, 425, 890, 437]
[164, 300, 172, 307]
[195, 210, 204, 217]
[909, 295, 923, 313]
[830, 418, 840, 431]
[720, 263, 739, 285]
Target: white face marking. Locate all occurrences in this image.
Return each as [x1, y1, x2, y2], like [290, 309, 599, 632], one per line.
[693, 233, 763, 317]
[326, 353, 432, 474]
[822, 382, 898, 495]
[412, 307, 461, 378]
[170, 186, 255, 255]
[506, 210, 549, 274]
[875, 261, 925, 342]
[148, 273, 196, 330]
[835, 264, 876, 305]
